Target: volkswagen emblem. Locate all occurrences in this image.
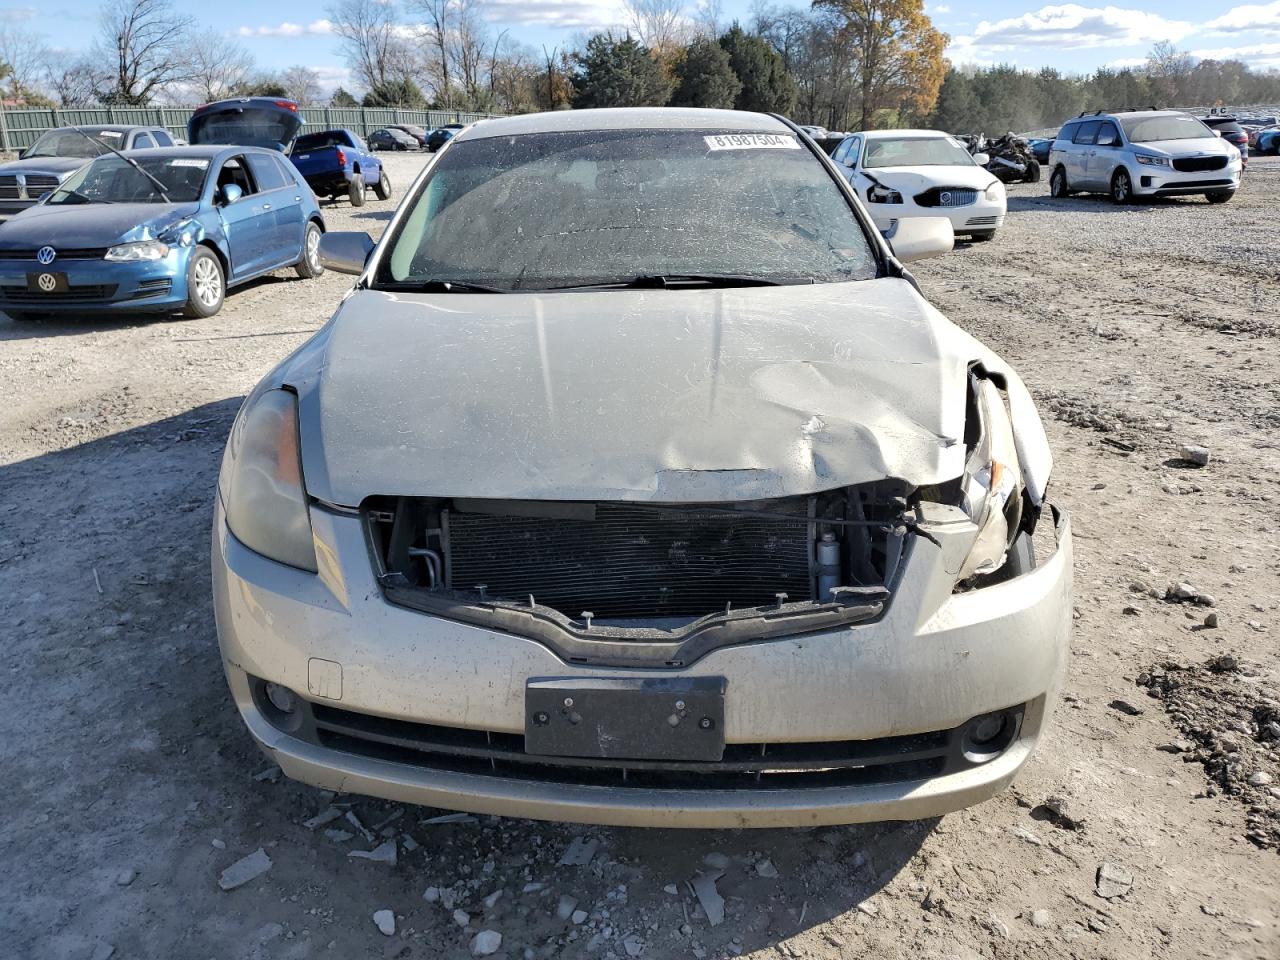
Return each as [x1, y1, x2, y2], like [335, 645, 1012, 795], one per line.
[36, 246, 56, 265]
[37, 273, 57, 292]
[940, 191, 952, 205]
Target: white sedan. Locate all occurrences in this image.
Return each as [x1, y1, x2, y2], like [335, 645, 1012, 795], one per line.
[830, 129, 1007, 241]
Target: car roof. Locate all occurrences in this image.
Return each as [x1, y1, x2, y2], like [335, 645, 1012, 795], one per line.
[453, 107, 790, 143]
[56, 124, 156, 133]
[120, 145, 277, 158]
[858, 129, 954, 139]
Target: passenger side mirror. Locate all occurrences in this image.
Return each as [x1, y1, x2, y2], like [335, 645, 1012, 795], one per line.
[220, 183, 243, 205]
[884, 217, 954, 263]
[318, 231, 376, 275]
[973, 152, 990, 166]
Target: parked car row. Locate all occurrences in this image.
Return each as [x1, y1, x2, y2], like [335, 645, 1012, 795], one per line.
[366, 122, 467, 153]
[0, 97, 400, 320]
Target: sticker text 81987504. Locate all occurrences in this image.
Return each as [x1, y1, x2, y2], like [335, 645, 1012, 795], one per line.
[703, 134, 801, 151]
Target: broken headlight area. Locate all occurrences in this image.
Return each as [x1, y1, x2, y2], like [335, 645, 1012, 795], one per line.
[364, 486, 915, 667]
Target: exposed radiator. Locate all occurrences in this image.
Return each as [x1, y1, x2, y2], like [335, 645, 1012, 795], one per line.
[444, 504, 812, 618]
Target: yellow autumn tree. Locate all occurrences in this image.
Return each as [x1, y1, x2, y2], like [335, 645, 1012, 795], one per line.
[813, 0, 948, 130]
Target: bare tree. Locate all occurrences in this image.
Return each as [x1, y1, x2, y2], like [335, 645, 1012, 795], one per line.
[188, 32, 255, 101]
[624, 0, 690, 54]
[281, 65, 323, 104]
[328, 0, 410, 93]
[96, 0, 196, 104]
[413, 0, 455, 107]
[47, 59, 107, 106]
[0, 26, 51, 100]
[453, 0, 490, 106]
[691, 0, 723, 38]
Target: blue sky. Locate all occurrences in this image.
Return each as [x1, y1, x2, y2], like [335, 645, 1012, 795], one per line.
[5, 0, 1280, 94]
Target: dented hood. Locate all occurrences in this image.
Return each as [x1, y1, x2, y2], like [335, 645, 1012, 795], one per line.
[291, 278, 975, 506]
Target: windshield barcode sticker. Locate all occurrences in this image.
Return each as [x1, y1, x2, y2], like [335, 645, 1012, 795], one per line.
[169, 159, 209, 168]
[704, 134, 800, 151]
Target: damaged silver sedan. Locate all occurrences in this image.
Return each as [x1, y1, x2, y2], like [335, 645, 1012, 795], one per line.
[212, 108, 1072, 828]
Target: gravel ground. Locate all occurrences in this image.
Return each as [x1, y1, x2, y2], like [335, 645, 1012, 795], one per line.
[1, 151, 1277, 960]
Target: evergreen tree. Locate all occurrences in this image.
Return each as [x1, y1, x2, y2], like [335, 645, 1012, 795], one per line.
[718, 26, 797, 114]
[670, 37, 741, 109]
[330, 86, 360, 108]
[572, 33, 672, 109]
[363, 78, 427, 108]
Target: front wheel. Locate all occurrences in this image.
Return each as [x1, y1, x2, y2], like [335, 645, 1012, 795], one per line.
[295, 221, 324, 279]
[348, 174, 366, 207]
[1024, 159, 1041, 183]
[183, 247, 224, 319]
[1049, 166, 1071, 198]
[1110, 168, 1133, 205]
[373, 168, 392, 201]
[1205, 190, 1234, 204]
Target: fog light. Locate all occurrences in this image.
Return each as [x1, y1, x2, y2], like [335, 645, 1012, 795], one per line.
[265, 682, 297, 714]
[961, 708, 1019, 763]
[970, 712, 1005, 744]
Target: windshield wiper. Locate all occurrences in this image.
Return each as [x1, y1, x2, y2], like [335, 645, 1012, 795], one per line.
[69, 129, 172, 203]
[390, 279, 508, 294]
[533, 274, 788, 291]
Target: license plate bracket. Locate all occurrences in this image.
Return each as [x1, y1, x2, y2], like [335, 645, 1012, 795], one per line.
[26, 271, 68, 293]
[525, 677, 726, 762]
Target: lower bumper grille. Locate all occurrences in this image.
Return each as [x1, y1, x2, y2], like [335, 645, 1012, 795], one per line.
[1172, 156, 1228, 173]
[965, 215, 1000, 227]
[1155, 179, 1234, 191]
[0, 284, 118, 303]
[915, 187, 977, 207]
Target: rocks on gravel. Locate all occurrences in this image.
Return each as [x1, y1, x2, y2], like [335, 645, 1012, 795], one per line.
[453, 909, 471, 928]
[1029, 909, 1052, 928]
[348, 840, 397, 864]
[1095, 861, 1133, 899]
[754, 858, 779, 878]
[555, 894, 578, 920]
[1178, 444, 1211, 466]
[558, 836, 598, 866]
[691, 873, 726, 926]
[217, 848, 272, 891]
[1164, 582, 1216, 606]
[470, 930, 502, 956]
[373, 909, 395, 936]
[115, 868, 136, 886]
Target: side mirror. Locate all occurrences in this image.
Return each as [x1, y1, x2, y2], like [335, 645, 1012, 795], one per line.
[318, 231, 376, 275]
[973, 152, 990, 166]
[1213, 130, 1222, 138]
[884, 216, 954, 264]
[17, 148, 27, 160]
[220, 183, 243, 205]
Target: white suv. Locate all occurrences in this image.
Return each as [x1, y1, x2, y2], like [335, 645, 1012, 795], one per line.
[1048, 110, 1241, 204]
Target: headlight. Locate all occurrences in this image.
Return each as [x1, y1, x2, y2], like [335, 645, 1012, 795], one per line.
[105, 240, 170, 261]
[220, 388, 317, 572]
[1134, 155, 1170, 167]
[957, 377, 1023, 581]
[866, 183, 903, 204]
[984, 181, 1003, 201]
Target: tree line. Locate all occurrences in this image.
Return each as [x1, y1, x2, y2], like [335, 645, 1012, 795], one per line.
[2, 0, 1278, 136]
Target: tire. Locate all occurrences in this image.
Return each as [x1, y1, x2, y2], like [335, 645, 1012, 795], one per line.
[1024, 159, 1041, 183]
[295, 221, 324, 279]
[1205, 190, 1234, 204]
[1110, 168, 1133, 205]
[348, 173, 366, 207]
[968, 231, 996, 242]
[1049, 166, 1071, 198]
[183, 247, 224, 319]
[373, 168, 392, 201]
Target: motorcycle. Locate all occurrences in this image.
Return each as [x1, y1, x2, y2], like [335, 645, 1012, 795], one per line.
[962, 132, 1042, 183]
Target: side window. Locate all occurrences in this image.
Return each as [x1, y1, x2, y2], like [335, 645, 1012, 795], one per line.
[246, 153, 288, 191]
[845, 137, 861, 166]
[132, 133, 155, 149]
[153, 130, 174, 147]
[1057, 123, 1077, 143]
[216, 157, 257, 197]
[1095, 123, 1120, 147]
[1073, 121, 1101, 145]
[832, 140, 850, 164]
[272, 155, 302, 192]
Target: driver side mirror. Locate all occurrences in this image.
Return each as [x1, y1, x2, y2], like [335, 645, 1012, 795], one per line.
[973, 152, 990, 165]
[318, 231, 376, 275]
[884, 216, 954, 263]
[220, 183, 243, 205]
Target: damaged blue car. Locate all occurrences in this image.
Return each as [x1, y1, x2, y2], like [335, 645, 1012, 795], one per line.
[0, 144, 325, 321]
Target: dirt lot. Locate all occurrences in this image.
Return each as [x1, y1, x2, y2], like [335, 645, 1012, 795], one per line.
[1, 151, 1277, 960]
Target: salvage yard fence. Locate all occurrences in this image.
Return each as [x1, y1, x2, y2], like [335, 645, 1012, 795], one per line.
[0, 105, 501, 152]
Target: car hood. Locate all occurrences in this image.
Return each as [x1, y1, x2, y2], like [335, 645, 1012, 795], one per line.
[0, 156, 86, 177]
[1136, 138, 1234, 158]
[283, 279, 990, 507]
[0, 202, 201, 247]
[859, 165, 996, 192]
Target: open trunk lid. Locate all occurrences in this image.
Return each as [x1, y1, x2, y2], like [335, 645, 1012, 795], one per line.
[188, 98, 304, 153]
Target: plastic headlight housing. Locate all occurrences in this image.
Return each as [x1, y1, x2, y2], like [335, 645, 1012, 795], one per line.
[105, 240, 170, 261]
[1134, 155, 1169, 167]
[984, 181, 1004, 201]
[866, 183, 903, 204]
[220, 388, 317, 572]
[957, 378, 1024, 581]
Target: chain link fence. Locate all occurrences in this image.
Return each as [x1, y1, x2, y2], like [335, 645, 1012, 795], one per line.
[0, 105, 501, 152]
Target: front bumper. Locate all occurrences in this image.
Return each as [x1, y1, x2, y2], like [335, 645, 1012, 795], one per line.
[0, 247, 193, 314]
[212, 500, 1072, 828]
[871, 196, 1006, 238]
[1133, 161, 1241, 196]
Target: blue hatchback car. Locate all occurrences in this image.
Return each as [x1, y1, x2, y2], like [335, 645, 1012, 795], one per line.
[0, 144, 325, 320]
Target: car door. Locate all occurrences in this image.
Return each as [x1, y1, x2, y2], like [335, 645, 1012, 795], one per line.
[213, 155, 275, 279]
[836, 136, 862, 184]
[1069, 121, 1100, 187]
[245, 151, 302, 265]
[1087, 121, 1123, 188]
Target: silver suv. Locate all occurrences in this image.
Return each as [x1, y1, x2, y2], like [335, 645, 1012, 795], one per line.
[1048, 110, 1241, 204]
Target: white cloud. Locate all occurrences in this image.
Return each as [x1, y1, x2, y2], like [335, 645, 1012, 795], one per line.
[972, 5, 1194, 49]
[480, 0, 627, 31]
[237, 19, 333, 38]
[1105, 56, 1148, 68]
[1191, 39, 1280, 65]
[1205, 1, 1280, 34]
[6, 6, 37, 20]
[931, 4, 953, 13]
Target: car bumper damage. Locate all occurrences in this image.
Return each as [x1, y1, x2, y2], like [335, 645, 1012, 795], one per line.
[0, 247, 194, 312]
[213, 482, 1072, 828]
